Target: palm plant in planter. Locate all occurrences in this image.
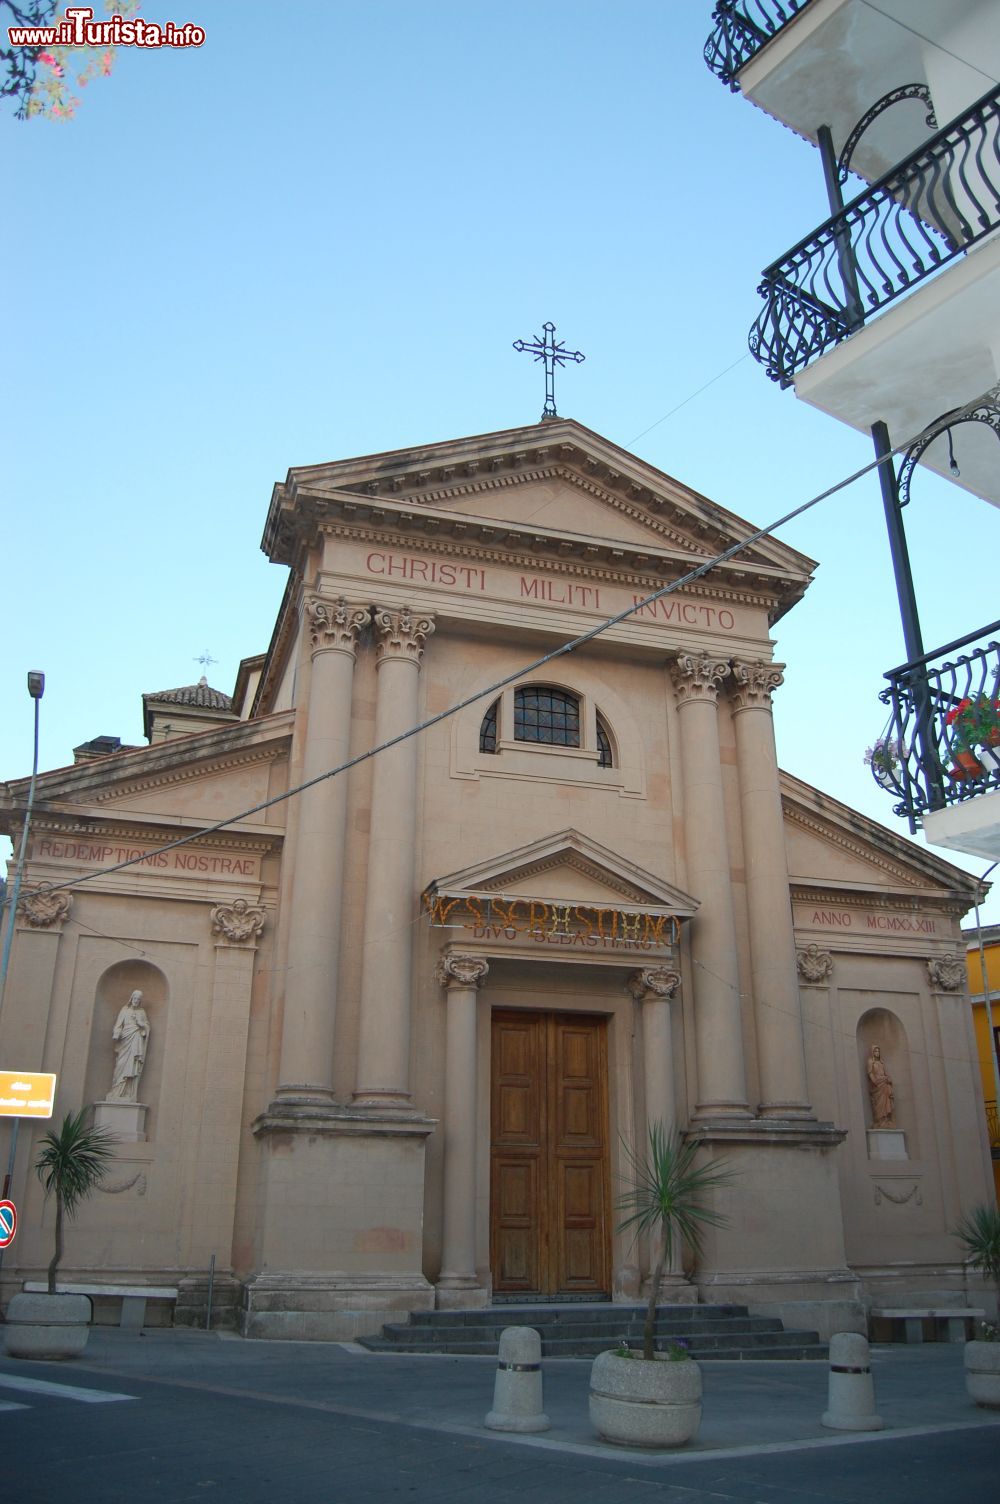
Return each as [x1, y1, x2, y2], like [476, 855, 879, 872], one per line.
[4, 1110, 115, 1360]
[955, 1203, 1000, 1409]
[588, 1123, 733, 1448]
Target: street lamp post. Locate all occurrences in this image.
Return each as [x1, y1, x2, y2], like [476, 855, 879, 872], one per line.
[0, 671, 46, 1209]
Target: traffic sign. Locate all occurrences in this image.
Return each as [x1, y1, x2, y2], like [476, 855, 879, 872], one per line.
[0, 1071, 56, 1118]
[0, 1200, 16, 1248]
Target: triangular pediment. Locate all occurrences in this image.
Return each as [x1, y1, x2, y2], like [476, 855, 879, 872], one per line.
[1, 714, 293, 832]
[426, 827, 699, 915]
[264, 419, 816, 619]
[780, 770, 980, 903]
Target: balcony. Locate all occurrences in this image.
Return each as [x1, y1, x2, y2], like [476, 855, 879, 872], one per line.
[749, 86, 1000, 390]
[704, 1, 815, 90]
[878, 623, 1000, 856]
[988, 1099, 1000, 1153]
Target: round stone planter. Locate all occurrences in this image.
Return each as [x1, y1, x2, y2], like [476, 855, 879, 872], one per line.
[589, 1349, 702, 1449]
[964, 1340, 1000, 1409]
[3, 1292, 92, 1360]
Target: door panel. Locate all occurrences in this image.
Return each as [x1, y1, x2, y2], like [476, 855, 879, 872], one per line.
[491, 1010, 609, 1296]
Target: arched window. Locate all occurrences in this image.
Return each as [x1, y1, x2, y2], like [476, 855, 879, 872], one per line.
[596, 712, 614, 768]
[513, 687, 581, 748]
[479, 697, 499, 754]
[476, 685, 618, 772]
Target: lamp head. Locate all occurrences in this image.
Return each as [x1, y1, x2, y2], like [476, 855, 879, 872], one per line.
[27, 671, 45, 700]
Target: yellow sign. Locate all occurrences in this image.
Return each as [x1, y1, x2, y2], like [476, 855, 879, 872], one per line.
[0, 1071, 57, 1118]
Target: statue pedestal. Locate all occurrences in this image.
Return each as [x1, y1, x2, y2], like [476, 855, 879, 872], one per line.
[866, 1128, 907, 1160]
[94, 1099, 148, 1143]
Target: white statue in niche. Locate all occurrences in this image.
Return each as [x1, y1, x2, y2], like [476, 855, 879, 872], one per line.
[108, 990, 150, 1102]
[866, 1045, 896, 1129]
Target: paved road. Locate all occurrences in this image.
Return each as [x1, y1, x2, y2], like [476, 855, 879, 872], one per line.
[2, 1330, 996, 1502]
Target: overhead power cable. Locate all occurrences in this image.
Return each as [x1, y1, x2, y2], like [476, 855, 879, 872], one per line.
[4, 394, 990, 907]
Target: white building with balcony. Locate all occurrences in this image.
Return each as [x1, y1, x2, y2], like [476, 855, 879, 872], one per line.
[705, 0, 1000, 862]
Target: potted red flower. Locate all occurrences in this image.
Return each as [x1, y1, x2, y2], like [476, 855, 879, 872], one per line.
[945, 694, 1000, 779]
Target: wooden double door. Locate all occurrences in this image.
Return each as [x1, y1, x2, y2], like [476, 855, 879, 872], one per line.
[490, 1010, 610, 1297]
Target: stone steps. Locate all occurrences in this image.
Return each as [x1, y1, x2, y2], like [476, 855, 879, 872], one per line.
[358, 1301, 827, 1360]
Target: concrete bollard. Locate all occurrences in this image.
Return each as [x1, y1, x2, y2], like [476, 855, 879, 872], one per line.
[821, 1331, 883, 1431]
[484, 1326, 550, 1433]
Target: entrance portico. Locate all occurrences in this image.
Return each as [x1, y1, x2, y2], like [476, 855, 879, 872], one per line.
[426, 829, 699, 1308]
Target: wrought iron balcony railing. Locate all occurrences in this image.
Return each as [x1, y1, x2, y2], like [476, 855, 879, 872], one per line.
[750, 85, 1000, 386]
[876, 623, 1000, 832]
[704, 1, 814, 89]
[987, 1098, 999, 1151]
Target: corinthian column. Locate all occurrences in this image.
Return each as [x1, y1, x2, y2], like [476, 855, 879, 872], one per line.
[669, 653, 749, 1119]
[435, 953, 489, 1304]
[354, 607, 435, 1107]
[730, 660, 811, 1118]
[275, 596, 370, 1102]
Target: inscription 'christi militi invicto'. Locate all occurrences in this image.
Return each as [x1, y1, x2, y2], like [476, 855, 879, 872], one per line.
[364, 552, 737, 630]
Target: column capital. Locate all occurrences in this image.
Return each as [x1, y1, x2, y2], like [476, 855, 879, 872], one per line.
[729, 659, 785, 712]
[668, 652, 730, 705]
[926, 953, 965, 992]
[19, 887, 72, 930]
[796, 944, 834, 984]
[373, 606, 435, 666]
[211, 898, 267, 946]
[626, 966, 681, 1002]
[305, 596, 371, 657]
[435, 953, 490, 990]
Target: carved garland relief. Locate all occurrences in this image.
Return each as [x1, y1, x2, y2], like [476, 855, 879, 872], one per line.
[211, 898, 267, 945]
[20, 888, 73, 929]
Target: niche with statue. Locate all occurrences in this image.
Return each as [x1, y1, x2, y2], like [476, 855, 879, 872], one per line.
[84, 960, 167, 1143]
[857, 1008, 913, 1161]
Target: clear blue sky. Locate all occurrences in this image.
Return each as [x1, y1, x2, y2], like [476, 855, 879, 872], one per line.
[4, 1, 998, 920]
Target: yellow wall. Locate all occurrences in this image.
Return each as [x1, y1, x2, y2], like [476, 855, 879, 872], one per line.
[966, 936, 1000, 1202]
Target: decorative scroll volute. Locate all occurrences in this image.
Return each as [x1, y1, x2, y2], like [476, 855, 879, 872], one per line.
[20, 888, 72, 930]
[729, 659, 785, 712]
[626, 967, 681, 1002]
[668, 652, 730, 705]
[373, 607, 435, 665]
[211, 898, 267, 945]
[926, 954, 966, 992]
[305, 596, 371, 656]
[435, 954, 490, 990]
[796, 944, 834, 984]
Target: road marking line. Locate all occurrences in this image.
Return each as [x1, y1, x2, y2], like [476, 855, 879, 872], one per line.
[0, 1373, 137, 1404]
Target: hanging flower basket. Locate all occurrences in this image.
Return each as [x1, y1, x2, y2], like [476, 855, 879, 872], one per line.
[864, 737, 903, 793]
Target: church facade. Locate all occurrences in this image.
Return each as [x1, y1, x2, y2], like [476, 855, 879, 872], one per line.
[0, 419, 993, 1339]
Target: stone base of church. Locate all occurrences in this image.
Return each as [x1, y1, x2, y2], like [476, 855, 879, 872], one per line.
[854, 1263, 992, 1316]
[175, 1270, 241, 1330]
[240, 1272, 435, 1341]
[690, 1118, 861, 1339]
[247, 1099, 436, 1339]
[642, 1274, 699, 1305]
[698, 1269, 866, 1341]
[435, 1280, 491, 1310]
